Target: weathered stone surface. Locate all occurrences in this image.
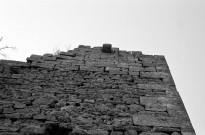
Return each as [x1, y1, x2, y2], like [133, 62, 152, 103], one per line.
[43, 56, 57, 61]
[0, 132, 19, 135]
[133, 114, 182, 127]
[0, 45, 195, 135]
[140, 72, 171, 79]
[139, 132, 168, 135]
[124, 129, 138, 135]
[87, 129, 109, 135]
[0, 125, 20, 132]
[109, 71, 128, 75]
[153, 127, 181, 132]
[105, 67, 120, 71]
[140, 97, 167, 112]
[129, 66, 144, 71]
[26, 54, 43, 62]
[129, 71, 139, 76]
[31, 61, 55, 69]
[129, 104, 145, 112]
[14, 102, 26, 109]
[60, 51, 76, 57]
[138, 84, 174, 91]
[110, 131, 123, 135]
[171, 132, 181, 135]
[102, 44, 112, 53]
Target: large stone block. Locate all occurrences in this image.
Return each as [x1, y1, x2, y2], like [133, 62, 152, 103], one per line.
[102, 44, 112, 53]
[129, 66, 144, 72]
[43, 56, 57, 61]
[31, 62, 55, 69]
[137, 84, 174, 91]
[26, 54, 43, 62]
[105, 67, 121, 71]
[109, 71, 128, 75]
[153, 126, 181, 132]
[140, 72, 171, 79]
[133, 114, 182, 127]
[60, 51, 76, 57]
[140, 96, 167, 112]
[87, 129, 109, 135]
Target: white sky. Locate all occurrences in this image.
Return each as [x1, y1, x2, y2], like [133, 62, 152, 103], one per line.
[0, 0, 205, 134]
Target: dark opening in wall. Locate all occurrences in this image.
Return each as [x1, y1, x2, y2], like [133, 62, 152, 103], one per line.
[44, 124, 72, 135]
[74, 103, 80, 107]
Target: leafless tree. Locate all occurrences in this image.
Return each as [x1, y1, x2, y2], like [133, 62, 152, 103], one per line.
[0, 37, 16, 58]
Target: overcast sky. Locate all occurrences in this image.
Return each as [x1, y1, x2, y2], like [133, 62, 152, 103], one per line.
[0, 0, 204, 134]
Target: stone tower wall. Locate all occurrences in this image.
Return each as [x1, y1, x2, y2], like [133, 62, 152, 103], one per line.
[0, 45, 195, 135]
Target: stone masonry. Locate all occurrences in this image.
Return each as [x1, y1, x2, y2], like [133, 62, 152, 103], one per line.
[0, 45, 195, 135]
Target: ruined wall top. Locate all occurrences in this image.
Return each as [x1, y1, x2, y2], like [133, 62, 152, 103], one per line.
[0, 45, 195, 135]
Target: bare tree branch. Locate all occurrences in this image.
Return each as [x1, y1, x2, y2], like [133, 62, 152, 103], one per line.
[0, 46, 15, 51]
[0, 52, 6, 57]
[0, 36, 16, 58]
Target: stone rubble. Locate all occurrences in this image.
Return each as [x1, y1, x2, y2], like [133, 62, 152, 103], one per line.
[0, 45, 195, 135]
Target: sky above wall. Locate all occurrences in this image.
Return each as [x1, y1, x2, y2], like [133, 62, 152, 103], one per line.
[0, 0, 204, 134]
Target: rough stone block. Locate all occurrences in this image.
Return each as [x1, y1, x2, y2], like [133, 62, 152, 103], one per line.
[4, 113, 21, 119]
[117, 63, 129, 68]
[153, 127, 181, 132]
[144, 67, 156, 72]
[105, 67, 120, 71]
[102, 44, 112, 53]
[110, 131, 123, 135]
[129, 104, 145, 112]
[80, 66, 104, 72]
[43, 56, 57, 61]
[139, 132, 168, 135]
[31, 62, 55, 69]
[129, 71, 139, 76]
[132, 51, 142, 56]
[140, 97, 166, 111]
[124, 129, 138, 135]
[156, 66, 170, 73]
[133, 114, 182, 127]
[181, 126, 196, 135]
[87, 129, 109, 135]
[56, 55, 73, 60]
[14, 102, 26, 109]
[109, 71, 128, 75]
[0, 125, 20, 132]
[129, 66, 144, 71]
[145, 104, 167, 112]
[26, 54, 43, 62]
[78, 45, 91, 48]
[33, 114, 47, 120]
[11, 74, 22, 78]
[138, 84, 173, 91]
[171, 132, 181, 135]
[60, 51, 76, 57]
[43, 53, 53, 57]
[140, 72, 171, 79]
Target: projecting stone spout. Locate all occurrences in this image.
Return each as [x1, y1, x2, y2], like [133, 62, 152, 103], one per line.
[102, 43, 112, 53]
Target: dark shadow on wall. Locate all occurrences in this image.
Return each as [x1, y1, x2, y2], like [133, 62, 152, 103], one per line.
[43, 124, 72, 135]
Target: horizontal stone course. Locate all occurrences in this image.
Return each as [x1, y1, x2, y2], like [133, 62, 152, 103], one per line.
[140, 72, 171, 79]
[133, 113, 182, 127]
